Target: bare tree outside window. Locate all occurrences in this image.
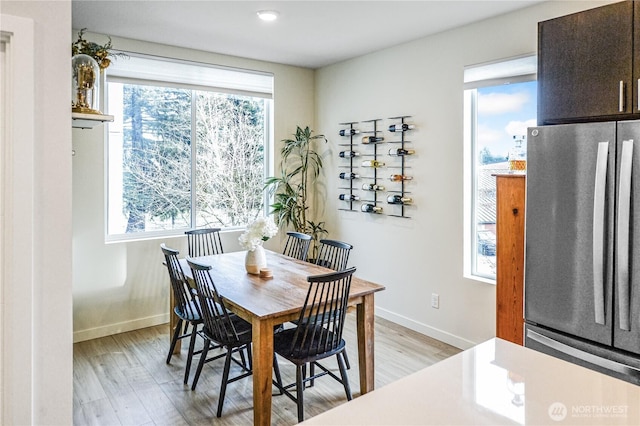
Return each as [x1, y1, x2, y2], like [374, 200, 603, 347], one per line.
[108, 82, 268, 237]
[195, 92, 265, 228]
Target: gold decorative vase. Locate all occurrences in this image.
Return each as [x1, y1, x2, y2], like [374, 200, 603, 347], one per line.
[72, 54, 101, 114]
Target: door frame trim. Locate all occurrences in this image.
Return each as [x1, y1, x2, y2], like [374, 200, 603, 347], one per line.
[1, 13, 35, 426]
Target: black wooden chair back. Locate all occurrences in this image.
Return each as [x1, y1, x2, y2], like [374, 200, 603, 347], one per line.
[186, 257, 254, 418]
[272, 267, 356, 422]
[187, 258, 248, 346]
[315, 239, 353, 271]
[161, 244, 200, 320]
[161, 244, 202, 385]
[185, 228, 224, 257]
[283, 231, 313, 261]
[289, 267, 355, 359]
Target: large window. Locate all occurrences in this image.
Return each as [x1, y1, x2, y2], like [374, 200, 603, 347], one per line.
[106, 55, 273, 240]
[464, 56, 536, 281]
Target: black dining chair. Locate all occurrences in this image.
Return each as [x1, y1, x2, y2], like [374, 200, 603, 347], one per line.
[282, 231, 313, 262]
[186, 258, 257, 417]
[161, 244, 204, 385]
[315, 239, 353, 271]
[313, 238, 355, 369]
[273, 267, 356, 423]
[185, 228, 224, 257]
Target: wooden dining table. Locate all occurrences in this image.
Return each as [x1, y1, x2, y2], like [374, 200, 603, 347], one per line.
[177, 249, 385, 426]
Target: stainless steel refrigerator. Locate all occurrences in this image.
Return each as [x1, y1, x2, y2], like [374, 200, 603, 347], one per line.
[525, 120, 640, 385]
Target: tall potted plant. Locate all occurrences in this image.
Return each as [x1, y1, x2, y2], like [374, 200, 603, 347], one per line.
[265, 126, 328, 259]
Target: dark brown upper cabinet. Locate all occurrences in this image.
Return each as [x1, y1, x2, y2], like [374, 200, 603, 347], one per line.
[538, 1, 640, 124]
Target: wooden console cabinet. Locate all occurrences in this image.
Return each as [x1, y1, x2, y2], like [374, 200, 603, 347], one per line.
[495, 174, 525, 345]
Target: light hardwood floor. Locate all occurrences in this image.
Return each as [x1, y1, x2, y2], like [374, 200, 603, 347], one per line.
[73, 314, 461, 425]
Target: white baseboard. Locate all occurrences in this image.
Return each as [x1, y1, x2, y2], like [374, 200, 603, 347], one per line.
[73, 313, 170, 343]
[73, 309, 477, 349]
[375, 307, 477, 350]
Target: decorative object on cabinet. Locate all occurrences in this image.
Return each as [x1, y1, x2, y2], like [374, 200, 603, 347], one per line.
[507, 135, 527, 172]
[337, 121, 360, 213]
[264, 126, 328, 259]
[385, 115, 414, 219]
[537, 1, 639, 124]
[495, 174, 525, 345]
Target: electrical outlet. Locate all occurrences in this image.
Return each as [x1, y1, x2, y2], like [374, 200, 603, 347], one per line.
[431, 293, 439, 309]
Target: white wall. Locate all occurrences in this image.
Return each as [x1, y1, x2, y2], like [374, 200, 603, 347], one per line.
[315, 0, 613, 349]
[1, 0, 73, 424]
[72, 1, 617, 347]
[72, 34, 315, 341]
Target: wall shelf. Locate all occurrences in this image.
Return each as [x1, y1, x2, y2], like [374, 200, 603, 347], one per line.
[72, 112, 114, 129]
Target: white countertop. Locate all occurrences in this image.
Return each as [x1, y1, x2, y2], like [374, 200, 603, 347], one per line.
[301, 338, 640, 425]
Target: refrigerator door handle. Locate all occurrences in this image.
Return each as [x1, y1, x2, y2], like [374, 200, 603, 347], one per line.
[617, 140, 634, 331]
[527, 329, 640, 379]
[593, 141, 609, 325]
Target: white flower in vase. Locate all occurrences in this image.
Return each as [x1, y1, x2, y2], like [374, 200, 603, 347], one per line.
[240, 216, 278, 275]
[238, 216, 278, 251]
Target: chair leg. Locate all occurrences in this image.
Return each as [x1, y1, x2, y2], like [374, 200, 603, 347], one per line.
[216, 348, 234, 418]
[183, 322, 198, 384]
[302, 363, 308, 388]
[309, 362, 315, 387]
[343, 348, 351, 370]
[272, 354, 283, 395]
[238, 344, 248, 370]
[191, 338, 210, 391]
[166, 318, 183, 364]
[296, 365, 305, 423]
[246, 343, 253, 370]
[336, 352, 352, 401]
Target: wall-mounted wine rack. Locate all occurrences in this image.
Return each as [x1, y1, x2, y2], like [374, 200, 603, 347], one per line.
[337, 115, 415, 219]
[386, 115, 413, 219]
[359, 118, 384, 215]
[337, 121, 359, 212]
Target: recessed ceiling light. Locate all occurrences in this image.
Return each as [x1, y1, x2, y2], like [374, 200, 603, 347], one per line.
[257, 10, 279, 22]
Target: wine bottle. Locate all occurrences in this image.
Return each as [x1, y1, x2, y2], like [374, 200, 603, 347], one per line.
[387, 194, 413, 204]
[389, 174, 413, 182]
[362, 183, 385, 191]
[388, 123, 415, 132]
[339, 128, 360, 136]
[361, 203, 383, 213]
[388, 148, 415, 156]
[339, 172, 360, 180]
[338, 194, 360, 201]
[361, 160, 385, 168]
[339, 150, 360, 158]
[362, 136, 385, 144]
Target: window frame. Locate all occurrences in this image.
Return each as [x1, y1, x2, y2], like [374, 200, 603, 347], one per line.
[104, 54, 274, 242]
[463, 54, 536, 283]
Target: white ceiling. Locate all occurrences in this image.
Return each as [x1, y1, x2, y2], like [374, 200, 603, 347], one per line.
[72, 0, 543, 69]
